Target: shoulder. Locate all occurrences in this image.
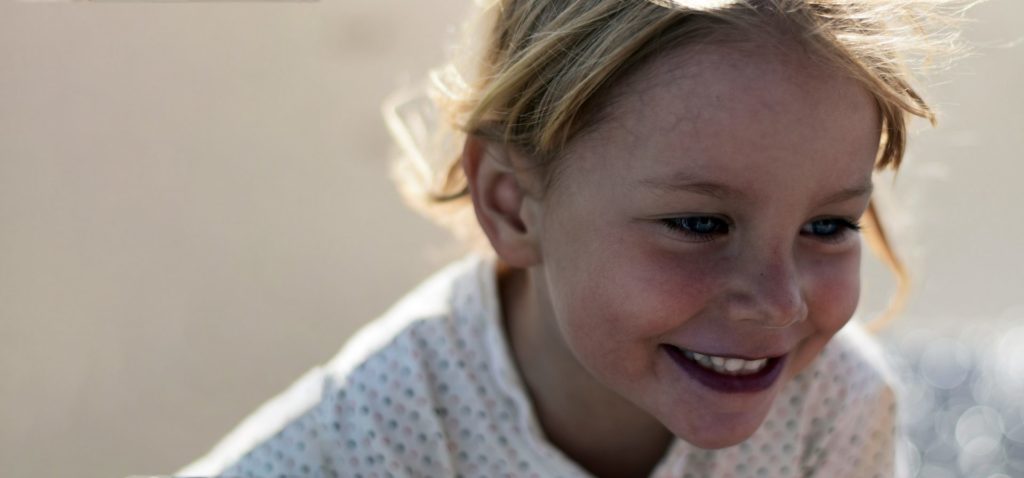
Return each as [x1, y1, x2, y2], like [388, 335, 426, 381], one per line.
[313, 251, 527, 476]
[791, 320, 903, 476]
[319, 252, 503, 428]
[787, 320, 900, 434]
[177, 253, 499, 477]
[321, 253, 490, 384]
[807, 320, 900, 409]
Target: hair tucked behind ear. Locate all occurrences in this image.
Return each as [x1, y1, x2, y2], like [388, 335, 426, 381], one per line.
[384, 0, 974, 331]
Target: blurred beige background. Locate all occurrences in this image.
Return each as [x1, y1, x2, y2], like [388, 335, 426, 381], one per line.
[0, 1, 1020, 477]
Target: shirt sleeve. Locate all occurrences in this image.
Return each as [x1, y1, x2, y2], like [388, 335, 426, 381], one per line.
[174, 365, 337, 478]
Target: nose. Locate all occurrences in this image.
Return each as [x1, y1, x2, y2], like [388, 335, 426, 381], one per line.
[725, 247, 808, 329]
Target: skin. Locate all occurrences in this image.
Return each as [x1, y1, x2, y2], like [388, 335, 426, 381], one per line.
[463, 39, 881, 478]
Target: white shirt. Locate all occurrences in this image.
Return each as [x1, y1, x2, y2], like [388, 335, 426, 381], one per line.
[177, 253, 903, 477]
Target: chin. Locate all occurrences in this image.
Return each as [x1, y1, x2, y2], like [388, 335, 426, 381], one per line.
[665, 416, 763, 450]
[684, 431, 752, 450]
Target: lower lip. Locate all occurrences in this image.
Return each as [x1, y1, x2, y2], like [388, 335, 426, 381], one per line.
[663, 345, 786, 394]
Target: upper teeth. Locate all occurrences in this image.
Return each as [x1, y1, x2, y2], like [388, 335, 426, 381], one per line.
[682, 350, 769, 376]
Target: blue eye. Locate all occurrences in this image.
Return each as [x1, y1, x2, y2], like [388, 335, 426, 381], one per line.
[659, 216, 861, 244]
[660, 216, 729, 240]
[801, 218, 862, 242]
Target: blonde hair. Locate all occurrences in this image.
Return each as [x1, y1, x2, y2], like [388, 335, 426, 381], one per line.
[385, 0, 970, 331]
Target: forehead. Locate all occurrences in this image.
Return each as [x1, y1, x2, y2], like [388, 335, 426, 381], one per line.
[556, 40, 881, 198]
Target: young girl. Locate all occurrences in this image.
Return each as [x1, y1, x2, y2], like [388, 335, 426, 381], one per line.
[178, 1, 961, 476]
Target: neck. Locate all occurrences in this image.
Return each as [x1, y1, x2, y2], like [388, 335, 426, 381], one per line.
[497, 263, 673, 478]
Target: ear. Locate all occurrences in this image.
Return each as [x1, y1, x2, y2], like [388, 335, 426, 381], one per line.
[461, 135, 542, 268]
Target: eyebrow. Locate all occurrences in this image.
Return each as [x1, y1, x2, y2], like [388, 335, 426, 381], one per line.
[639, 174, 746, 200]
[818, 181, 874, 205]
[638, 172, 874, 205]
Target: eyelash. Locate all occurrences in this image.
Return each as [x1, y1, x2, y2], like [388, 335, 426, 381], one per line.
[659, 216, 862, 244]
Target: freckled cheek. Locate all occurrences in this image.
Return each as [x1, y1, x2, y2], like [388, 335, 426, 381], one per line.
[805, 249, 862, 333]
[557, 245, 723, 382]
[565, 244, 724, 341]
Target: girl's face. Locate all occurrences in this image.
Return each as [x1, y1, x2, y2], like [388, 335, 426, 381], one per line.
[527, 42, 880, 449]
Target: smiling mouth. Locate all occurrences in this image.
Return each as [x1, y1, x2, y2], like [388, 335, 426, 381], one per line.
[663, 344, 787, 394]
[681, 349, 770, 375]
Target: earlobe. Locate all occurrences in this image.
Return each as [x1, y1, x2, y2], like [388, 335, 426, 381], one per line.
[462, 136, 542, 268]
